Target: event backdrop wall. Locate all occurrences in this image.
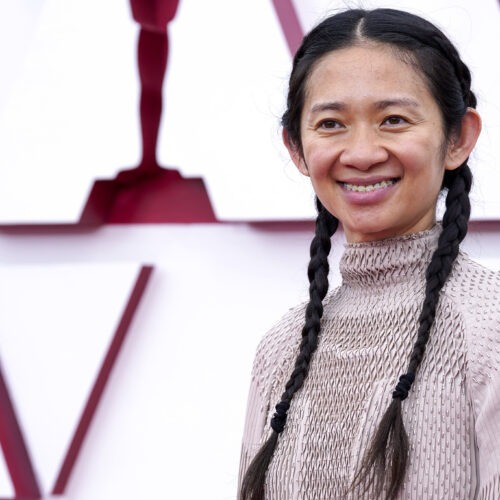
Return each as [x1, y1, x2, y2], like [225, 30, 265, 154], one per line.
[0, 1, 499, 499]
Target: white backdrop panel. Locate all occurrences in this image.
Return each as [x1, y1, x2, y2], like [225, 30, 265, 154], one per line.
[1, 224, 500, 498]
[0, 0, 140, 223]
[0, 0, 498, 222]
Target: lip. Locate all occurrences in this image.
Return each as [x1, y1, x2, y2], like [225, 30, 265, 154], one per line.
[338, 177, 400, 205]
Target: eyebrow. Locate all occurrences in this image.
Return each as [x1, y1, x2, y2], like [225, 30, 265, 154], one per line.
[309, 98, 420, 114]
[310, 102, 347, 113]
[374, 98, 420, 110]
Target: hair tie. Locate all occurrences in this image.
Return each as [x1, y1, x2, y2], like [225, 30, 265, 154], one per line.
[270, 401, 290, 433]
[392, 372, 415, 401]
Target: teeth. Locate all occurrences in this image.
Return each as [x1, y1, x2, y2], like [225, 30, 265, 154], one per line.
[343, 179, 396, 192]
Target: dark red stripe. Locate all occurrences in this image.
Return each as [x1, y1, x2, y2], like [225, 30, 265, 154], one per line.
[272, 0, 304, 55]
[51, 265, 154, 494]
[0, 364, 41, 498]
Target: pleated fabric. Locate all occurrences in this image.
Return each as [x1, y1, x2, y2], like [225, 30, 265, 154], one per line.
[238, 225, 500, 499]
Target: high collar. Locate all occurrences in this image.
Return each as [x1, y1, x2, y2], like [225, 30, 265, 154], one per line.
[339, 225, 441, 288]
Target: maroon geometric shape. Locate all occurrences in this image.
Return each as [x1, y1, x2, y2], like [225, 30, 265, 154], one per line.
[129, 0, 179, 31]
[0, 366, 41, 499]
[51, 265, 153, 494]
[271, 0, 304, 55]
[79, 171, 217, 224]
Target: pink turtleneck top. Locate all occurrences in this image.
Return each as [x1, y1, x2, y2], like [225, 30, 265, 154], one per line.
[239, 226, 500, 499]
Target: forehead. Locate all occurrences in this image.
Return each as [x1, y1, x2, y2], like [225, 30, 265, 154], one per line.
[304, 44, 433, 106]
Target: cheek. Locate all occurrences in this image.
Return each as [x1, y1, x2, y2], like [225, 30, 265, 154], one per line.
[304, 144, 340, 179]
[401, 148, 446, 203]
[400, 140, 446, 177]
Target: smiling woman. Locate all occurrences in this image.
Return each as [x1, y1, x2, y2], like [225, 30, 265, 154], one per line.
[238, 8, 499, 500]
[288, 44, 480, 243]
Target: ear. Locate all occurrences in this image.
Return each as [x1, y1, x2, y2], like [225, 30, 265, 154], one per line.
[282, 129, 309, 176]
[445, 108, 482, 171]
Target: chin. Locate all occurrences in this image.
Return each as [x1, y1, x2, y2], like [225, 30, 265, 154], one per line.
[343, 222, 402, 243]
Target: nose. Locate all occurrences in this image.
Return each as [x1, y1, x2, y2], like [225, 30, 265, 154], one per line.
[339, 126, 389, 170]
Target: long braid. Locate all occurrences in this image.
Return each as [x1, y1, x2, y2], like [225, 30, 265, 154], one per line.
[348, 10, 479, 497]
[408, 165, 472, 374]
[354, 163, 473, 498]
[240, 199, 338, 500]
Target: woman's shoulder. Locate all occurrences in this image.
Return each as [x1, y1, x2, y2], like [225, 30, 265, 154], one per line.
[251, 287, 342, 380]
[446, 252, 500, 328]
[450, 251, 500, 300]
[253, 302, 306, 371]
[243, 303, 307, 413]
[449, 251, 500, 373]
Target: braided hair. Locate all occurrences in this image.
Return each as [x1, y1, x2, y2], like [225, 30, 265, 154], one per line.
[240, 198, 338, 499]
[240, 8, 477, 500]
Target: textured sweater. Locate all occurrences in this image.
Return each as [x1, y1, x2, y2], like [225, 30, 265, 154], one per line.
[238, 226, 500, 499]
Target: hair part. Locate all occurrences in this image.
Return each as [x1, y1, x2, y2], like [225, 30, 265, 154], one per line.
[283, 9, 474, 153]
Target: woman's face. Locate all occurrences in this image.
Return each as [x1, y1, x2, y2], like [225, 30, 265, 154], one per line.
[287, 44, 460, 243]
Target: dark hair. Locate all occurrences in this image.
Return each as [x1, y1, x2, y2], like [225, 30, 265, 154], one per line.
[241, 8, 476, 500]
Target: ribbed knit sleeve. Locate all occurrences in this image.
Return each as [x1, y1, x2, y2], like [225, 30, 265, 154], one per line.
[237, 305, 305, 492]
[456, 258, 500, 498]
[473, 355, 500, 499]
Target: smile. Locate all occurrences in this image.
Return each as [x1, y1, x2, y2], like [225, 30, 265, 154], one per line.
[342, 179, 399, 192]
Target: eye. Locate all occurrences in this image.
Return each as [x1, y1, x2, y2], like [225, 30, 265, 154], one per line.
[382, 115, 408, 126]
[317, 119, 343, 130]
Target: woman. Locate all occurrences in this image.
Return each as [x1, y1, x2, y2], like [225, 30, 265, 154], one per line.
[238, 8, 499, 500]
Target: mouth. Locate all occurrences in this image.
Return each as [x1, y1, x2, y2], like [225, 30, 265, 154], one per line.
[341, 178, 400, 193]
